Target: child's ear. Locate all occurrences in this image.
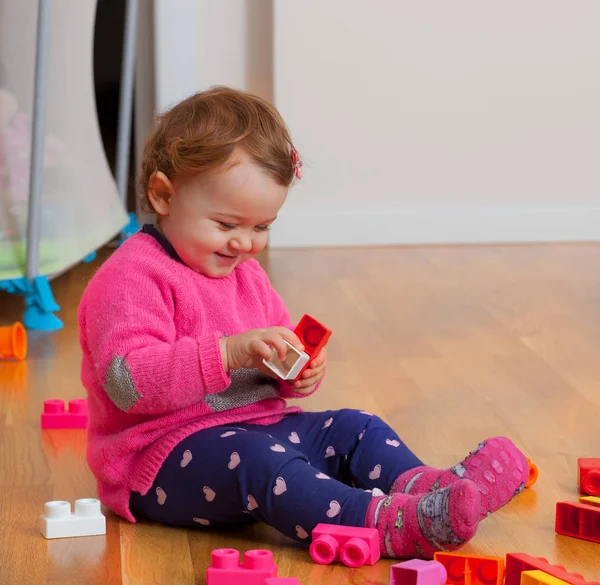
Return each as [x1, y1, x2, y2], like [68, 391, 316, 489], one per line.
[147, 171, 175, 216]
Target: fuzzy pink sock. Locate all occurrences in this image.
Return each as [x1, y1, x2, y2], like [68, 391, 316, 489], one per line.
[365, 479, 481, 559]
[390, 436, 529, 520]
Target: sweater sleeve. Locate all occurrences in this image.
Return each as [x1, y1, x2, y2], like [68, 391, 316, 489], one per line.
[80, 269, 231, 415]
[261, 269, 323, 399]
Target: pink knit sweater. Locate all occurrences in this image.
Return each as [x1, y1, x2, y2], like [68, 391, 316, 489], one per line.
[78, 232, 313, 522]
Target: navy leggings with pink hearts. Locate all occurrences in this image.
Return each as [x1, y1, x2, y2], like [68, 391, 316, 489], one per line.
[129, 409, 422, 543]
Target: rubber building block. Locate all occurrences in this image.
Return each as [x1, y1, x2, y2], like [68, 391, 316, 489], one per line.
[41, 399, 88, 429]
[207, 549, 277, 585]
[555, 501, 600, 544]
[579, 495, 600, 508]
[310, 523, 379, 568]
[578, 458, 600, 496]
[40, 499, 106, 539]
[433, 552, 504, 585]
[505, 553, 600, 585]
[521, 570, 570, 585]
[390, 559, 448, 585]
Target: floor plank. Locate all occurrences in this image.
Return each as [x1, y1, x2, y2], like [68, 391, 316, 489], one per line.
[1, 243, 599, 583]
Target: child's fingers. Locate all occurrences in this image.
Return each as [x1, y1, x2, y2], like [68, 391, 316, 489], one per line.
[276, 328, 305, 352]
[302, 362, 326, 379]
[250, 339, 275, 361]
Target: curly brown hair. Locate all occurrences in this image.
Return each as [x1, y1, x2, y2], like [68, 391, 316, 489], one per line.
[138, 86, 299, 211]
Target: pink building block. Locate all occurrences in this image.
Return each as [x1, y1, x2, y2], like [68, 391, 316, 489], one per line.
[310, 523, 380, 568]
[264, 580, 302, 584]
[207, 548, 277, 585]
[41, 399, 88, 429]
[391, 560, 448, 585]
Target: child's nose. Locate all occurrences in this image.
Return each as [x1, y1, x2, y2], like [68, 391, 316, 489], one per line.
[231, 233, 253, 252]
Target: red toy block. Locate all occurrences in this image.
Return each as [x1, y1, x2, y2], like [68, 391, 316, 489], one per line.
[433, 552, 504, 585]
[292, 315, 332, 380]
[578, 458, 600, 496]
[556, 501, 600, 544]
[41, 399, 88, 429]
[310, 523, 379, 568]
[390, 560, 447, 585]
[207, 548, 277, 585]
[505, 553, 600, 585]
[264, 580, 301, 585]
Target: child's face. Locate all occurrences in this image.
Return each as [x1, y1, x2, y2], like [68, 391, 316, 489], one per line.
[149, 149, 288, 278]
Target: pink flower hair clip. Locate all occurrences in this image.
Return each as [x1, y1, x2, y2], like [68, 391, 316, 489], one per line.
[291, 149, 303, 180]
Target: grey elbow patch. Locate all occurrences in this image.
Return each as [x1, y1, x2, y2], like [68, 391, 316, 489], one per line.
[104, 356, 141, 412]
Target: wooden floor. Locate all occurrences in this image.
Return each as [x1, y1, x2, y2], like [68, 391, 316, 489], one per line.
[1, 243, 599, 584]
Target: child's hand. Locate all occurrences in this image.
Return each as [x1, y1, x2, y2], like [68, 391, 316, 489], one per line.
[220, 327, 304, 372]
[292, 347, 327, 395]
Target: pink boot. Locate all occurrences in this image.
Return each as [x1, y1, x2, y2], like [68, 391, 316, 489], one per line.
[390, 437, 529, 520]
[365, 479, 481, 559]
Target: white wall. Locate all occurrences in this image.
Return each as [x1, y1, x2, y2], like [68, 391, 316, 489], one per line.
[271, 1, 600, 247]
[153, 0, 273, 112]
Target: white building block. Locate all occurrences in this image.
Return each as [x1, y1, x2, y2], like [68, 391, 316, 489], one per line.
[41, 498, 106, 539]
[263, 340, 309, 380]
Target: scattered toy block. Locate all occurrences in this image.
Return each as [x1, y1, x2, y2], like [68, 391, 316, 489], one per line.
[521, 570, 570, 585]
[505, 553, 600, 585]
[310, 523, 379, 568]
[578, 458, 600, 496]
[555, 501, 600, 544]
[0, 322, 27, 360]
[40, 498, 106, 539]
[390, 559, 447, 585]
[264, 580, 301, 585]
[207, 548, 277, 585]
[292, 314, 331, 380]
[433, 552, 504, 585]
[525, 458, 539, 488]
[262, 314, 332, 381]
[41, 399, 88, 429]
[579, 495, 600, 508]
[263, 340, 310, 380]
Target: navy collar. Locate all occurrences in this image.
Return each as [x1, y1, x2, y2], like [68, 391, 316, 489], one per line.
[142, 224, 184, 265]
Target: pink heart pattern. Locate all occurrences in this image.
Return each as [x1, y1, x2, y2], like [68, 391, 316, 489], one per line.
[386, 439, 400, 447]
[358, 431, 365, 441]
[322, 417, 333, 429]
[327, 500, 341, 518]
[220, 431, 236, 438]
[368, 464, 382, 480]
[180, 449, 193, 467]
[203, 486, 216, 502]
[296, 525, 308, 539]
[288, 432, 300, 444]
[247, 495, 259, 511]
[228, 452, 241, 470]
[193, 518, 210, 525]
[156, 487, 167, 505]
[273, 477, 287, 496]
[315, 472, 330, 480]
[270, 444, 286, 453]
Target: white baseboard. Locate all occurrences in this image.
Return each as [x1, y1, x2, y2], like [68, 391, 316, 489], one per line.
[268, 206, 600, 248]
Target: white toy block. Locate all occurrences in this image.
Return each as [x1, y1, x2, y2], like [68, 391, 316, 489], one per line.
[262, 340, 309, 380]
[41, 498, 106, 539]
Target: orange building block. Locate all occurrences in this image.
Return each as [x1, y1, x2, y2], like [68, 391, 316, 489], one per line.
[433, 552, 504, 585]
[525, 458, 539, 488]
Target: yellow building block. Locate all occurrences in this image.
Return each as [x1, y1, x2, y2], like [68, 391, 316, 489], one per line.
[521, 570, 570, 585]
[579, 495, 600, 508]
